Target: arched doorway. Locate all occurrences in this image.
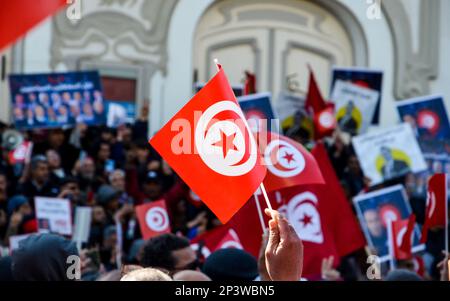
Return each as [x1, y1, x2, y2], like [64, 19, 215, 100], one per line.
[193, 0, 366, 103]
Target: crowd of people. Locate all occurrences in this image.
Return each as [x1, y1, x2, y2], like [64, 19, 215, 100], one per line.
[0, 101, 448, 282]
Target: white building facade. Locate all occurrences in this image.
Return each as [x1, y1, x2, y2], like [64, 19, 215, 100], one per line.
[0, 0, 448, 135]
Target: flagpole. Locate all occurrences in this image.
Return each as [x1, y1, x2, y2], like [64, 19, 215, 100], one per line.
[260, 183, 273, 211]
[387, 221, 396, 271]
[254, 193, 268, 234]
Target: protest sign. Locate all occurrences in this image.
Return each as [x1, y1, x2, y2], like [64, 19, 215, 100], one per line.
[352, 123, 427, 186]
[330, 80, 379, 135]
[396, 95, 450, 152]
[238, 92, 278, 133]
[35, 197, 72, 236]
[72, 207, 93, 247]
[353, 185, 424, 262]
[331, 67, 383, 124]
[106, 101, 136, 128]
[9, 71, 106, 130]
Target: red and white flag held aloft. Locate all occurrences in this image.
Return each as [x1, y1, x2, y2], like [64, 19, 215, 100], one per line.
[389, 214, 416, 261]
[135, 200, 171, 240]
[150, 64, 266, 224]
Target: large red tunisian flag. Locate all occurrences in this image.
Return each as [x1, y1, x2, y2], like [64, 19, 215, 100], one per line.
[389, 214, 416, 260]
[0, 0, 67, 52]
[150, 66, 266, 224]
[421, 174, 448, 243]
[261, 132, 325, 192]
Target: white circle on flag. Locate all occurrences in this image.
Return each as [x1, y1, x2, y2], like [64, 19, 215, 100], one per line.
[319, 110, 334, 128]
[195, 101, 257, 176]
[145, 207, 169, 232]
[264, 139, 306, 178]
[220, 240, 243, 249]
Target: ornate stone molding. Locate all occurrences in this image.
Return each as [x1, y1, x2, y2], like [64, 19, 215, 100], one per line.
[50, 0, 178, 74]
[382, 0, 440, 99]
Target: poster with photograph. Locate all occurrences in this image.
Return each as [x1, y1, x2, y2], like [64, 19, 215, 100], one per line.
[353, 185, 424, 262]
[331, 67, 383, 124]
[396, 95, 450, 156]
[106, 101, 136, 128]
[9, 71, 106, 130]
[35, 197, 72, 236]
[352, 123, 427, 186]
[330, 80, 379, 135]
[238, 92, 278, 133]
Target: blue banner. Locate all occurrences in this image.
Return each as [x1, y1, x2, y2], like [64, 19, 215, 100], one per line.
[9, 71, 106, 130]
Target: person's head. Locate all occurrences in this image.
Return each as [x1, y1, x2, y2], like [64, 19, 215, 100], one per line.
[402, 115, 417, 129]
[46, 149, 61, 170]
[142, 171, 163, 200]
[51, 93, 61, 104]
[82, 102, 93, 117]
[48, 129, 65, 148]
[83, 91, 91, 102]
[173, 270, 211, 281]
[15, 94, 24, 106]
[62, 92, 71, 102]
[347, 154, 361, 175]
[364, 209, 384, 238]
[136, 140, 150, 163]
[384, 269, 423, 281]
[58, 105, 68, 116]
[79, 157, 96, 180]
[103, 225, 117, 249]
[100, 127, 115, 143]
[96, 142, 111, 162]
[70, 104, 80, 117]
[140, 234, 197, 274]
[202, 248, 258, 281]
[35, 105, 46, 119]
[345, 100, 355, 114]
[28, 93, 37, 103]
[47, 107, 56, 121]
[120, 268, 172, 281]
[7, 195, 32, 216]
[13, 107, 24, 120]
[73, 92, 82, 101]
[96, 185, 121, 212]
[30, 155, 49, 185]
[60, 177, 81, 204]
[432, 161, 443, 174]
[109, 169, 126, 192]
[380, 146, 393, 161]
[92, 205, 107, 225]
[39, 93, 49, 105]
[11, 234, 78, 281]
[0, 172, 7, 194]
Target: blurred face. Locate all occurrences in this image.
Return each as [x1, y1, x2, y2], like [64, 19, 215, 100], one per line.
[172, 247, 198, 273]
[70, 105, 80, 116]
[19, 202, 32, 216]
[51, 93, 61, 103]
[62, 182, 81, 202]
[92, 206, 106, 224]
[49, 130, 65, 148]
[98, 144, 111, 162]
[46, 149, 61, 169]
[143, 182, 162, 199]
[35, 106, 45, 118]
[136, 147, 149, 163]
[110, 171, 125, 192]
[74, 92, 82, 101]
[58, 105, 68, 116]
[93, 99, 104, 114]
[364, 209, 383, 238]
[62, 92, 71, 102]
[348, 155, 361, 175]
[0, 174, 7, 193]
[80, 158, 95, 179]
[15, 95, 24, 105]
[83, 102, 93, 116]
[28, 93, 37, 102]
[32, 162, 49, 184]
[14, 107, 24, 119]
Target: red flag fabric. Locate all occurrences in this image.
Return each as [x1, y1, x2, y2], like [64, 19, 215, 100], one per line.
[311, 142, 366, 256]
[214, 229, 244, 250]
[186, 189, 204, 208]
[0, 0, 67, 52]
[244, 71, 257, 95]
[305, 68, 327, 116]
[261, 132, 325, 192]
[314, 104, 336, 139]
[135, 200, 171, 240]
[421, 174, 448, 243]
[150, 67, 266, 224]
[390, 215, 416, 260]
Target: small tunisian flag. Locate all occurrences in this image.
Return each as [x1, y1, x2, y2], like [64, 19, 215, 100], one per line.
[261, 132, 324, 192]
[150, 66, 266, 223]
[135, 200, 171, 240]
[244, 71, 257, 95]
[305, 67, 326, 115]
[421, 174, 448, 243]
[0, 0, 67, 52]
[389, 214, 416, 260]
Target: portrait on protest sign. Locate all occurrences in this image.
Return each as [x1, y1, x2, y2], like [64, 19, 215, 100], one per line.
[35, 197, 72, 236]
[331, 67, 383, 124]
[353, 185, 424, 262]
[396, 95, 450, 156]
[352, 123, 427, 186]
[330, 80, 379, 136]
[9, 71, 106, 130]
[106, 101, 136, 128]
[238, 92, 278, 133]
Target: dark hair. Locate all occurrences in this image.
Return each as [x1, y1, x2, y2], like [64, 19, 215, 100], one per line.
[140, 234, 190, 271]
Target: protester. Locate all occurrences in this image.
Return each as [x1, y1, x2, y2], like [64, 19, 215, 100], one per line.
[120, 267, 172, 281]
